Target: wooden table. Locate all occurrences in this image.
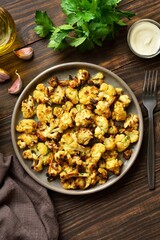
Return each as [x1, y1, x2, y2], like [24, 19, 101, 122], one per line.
[0, 0, 160, 239]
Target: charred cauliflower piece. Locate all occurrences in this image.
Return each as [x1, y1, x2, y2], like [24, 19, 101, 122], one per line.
[17, 133, 38, 149]
[119, 94, 131, 107]
[65, 87, 79, 104]
[106, 158, 123, 175]
[36, 104, 53, 122]
[94, 100, 111, 118]
[60, 132, 85, 155]
[16, 119, 37, 133]
[59, 112, 73, 131]
[75, 105, 94, 127]
[62, 101, 74, 112]
[112, 101, 127, 121]
[108, 119, 118, 135]
[77, 128, 93, 145]
[124, 129, 139, 143]
[21, 95, 35, 118]
[36, 119, 60, 141]
[33, 83, 48, 104]
[124, 113, 139, 130]
[79, 86, 99, 105]
[94, 115, 109, 140]
[23, 142, 53, 171]
[50, 86, 65, 104]
[103, 136, 116, 151]
[48, 162, 62, 178]
[98, 83, 116, 105]
[115, 134, 131, 152]
[77, 69, 90, 85]
[88, 72, 105, 86]
[91, 143, 106, 163]
[53, 106, 63, 118]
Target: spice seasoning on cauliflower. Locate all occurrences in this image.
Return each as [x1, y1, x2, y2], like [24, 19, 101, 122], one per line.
[16, 68, 140, 190]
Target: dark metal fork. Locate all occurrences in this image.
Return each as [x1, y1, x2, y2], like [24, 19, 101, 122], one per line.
[142, 70, 158, 190]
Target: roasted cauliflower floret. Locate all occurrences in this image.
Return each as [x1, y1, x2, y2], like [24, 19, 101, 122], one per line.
[17, 133, 38, 149]
[103, 136, 116, 151]
[88, 72, 104, 86]
[59, 77, 79, 88]
[59, 112, 73, 131]
[60, 166, 80, 181]
[61, 177, 88, 190]
[119, 94, 131, 107]
[36, 119, 61, 141]
[124, 129, 139, 143]
[75, 106, 94, 127]
[53, 106, 63, 118]
[47, 161, 62, 178]
[112, 101, 127, 121]
[77, 69, 90, 85]
[98, 83, 116, 105]
[33, 83, 48, 103]
[106, 158, 123, 175]
[50, 86, 65, 104]
[23, 142, 53, 171]
[108, 119, 118, 135]
[115, 134, 131, 152]
[124, 113, 139, 130]
[16, 119, 37, 133]
[79, 86, 99, 105]
[94, 115, 109, 140]
[36, 104, 53, 122]
[21, 95, 35, 118]
[97, 167, 108, 183]
[115, 87, 122, 95]
[77, 128, 93, 145]
[91, 143, 106, 163]
[66, 87, 79, 104]
[94, 100, 111, 118]
[60, 132, 85, 155]
[62, 101, 74, 112]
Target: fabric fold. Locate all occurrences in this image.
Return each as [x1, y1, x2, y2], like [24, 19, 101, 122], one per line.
[0, 153, 59, 240]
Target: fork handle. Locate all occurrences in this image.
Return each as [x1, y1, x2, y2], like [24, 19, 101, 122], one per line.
[147, 111, 155, 190]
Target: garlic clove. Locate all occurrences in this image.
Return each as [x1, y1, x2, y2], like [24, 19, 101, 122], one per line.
[8, 70, 22, 94]
[0, 68, 10, 82]
[14, 47, 34, 60]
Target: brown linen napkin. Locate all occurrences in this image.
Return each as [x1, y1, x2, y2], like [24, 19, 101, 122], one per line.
[0, 153, 59, 240]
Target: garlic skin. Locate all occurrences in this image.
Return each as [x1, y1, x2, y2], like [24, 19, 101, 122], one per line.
[0, 68, 10, 82]
[14, 47, 34, 60]
[8, 70, 22, 94]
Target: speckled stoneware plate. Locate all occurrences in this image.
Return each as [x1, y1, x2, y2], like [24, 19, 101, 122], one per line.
[11, 62, 143, 195]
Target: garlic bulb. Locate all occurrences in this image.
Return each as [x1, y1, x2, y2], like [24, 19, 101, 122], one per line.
[14, 47, 34, 60]
[0, 68, 10, 82]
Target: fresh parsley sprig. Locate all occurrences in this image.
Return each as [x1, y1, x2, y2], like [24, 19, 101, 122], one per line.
[34, 0, 135, 51]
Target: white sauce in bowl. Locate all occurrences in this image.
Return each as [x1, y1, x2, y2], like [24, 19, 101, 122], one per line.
[127, 19, 160, 58]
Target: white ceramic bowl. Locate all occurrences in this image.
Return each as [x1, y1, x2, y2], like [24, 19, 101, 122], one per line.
[127, 19, 160, 58]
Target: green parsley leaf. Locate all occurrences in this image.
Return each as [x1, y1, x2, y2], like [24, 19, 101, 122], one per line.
[34, 10, 54, 37]
[69, 37, 87, 47]
[34, 0, 135, 51]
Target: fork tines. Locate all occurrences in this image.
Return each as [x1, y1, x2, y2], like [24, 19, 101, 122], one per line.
[143, 70, 158, 95]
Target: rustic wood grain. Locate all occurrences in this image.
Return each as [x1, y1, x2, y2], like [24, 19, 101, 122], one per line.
[0, 1, 160, 240]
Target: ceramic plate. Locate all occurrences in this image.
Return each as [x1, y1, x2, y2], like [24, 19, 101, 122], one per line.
[11, 62, 143, 195]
